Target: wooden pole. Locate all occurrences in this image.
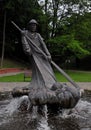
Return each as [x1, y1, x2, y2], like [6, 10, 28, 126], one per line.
[12, 21, 80, 90]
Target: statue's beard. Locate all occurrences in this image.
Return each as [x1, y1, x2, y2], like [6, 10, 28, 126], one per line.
[28, 26, 37, 32]
[31, 29, 36, 32]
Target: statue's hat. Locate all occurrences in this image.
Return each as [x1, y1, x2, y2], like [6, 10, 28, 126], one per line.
[28, 19, 38, 25]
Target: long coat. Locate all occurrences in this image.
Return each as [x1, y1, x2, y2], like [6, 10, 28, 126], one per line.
[21, 31, 80, 107]
[22, 31, 56, 90]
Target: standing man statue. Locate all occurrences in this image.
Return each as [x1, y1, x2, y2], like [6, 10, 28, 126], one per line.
[20, 19, 80, 110]
[22, 19, 56, 89]
[21, 19, 57, 105]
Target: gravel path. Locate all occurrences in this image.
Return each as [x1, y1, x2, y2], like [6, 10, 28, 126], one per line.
[0, 82, 91, 92]
[0, 82, 29, 92]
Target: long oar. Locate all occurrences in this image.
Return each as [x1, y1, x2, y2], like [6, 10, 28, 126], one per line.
[11, 21, 80, 90]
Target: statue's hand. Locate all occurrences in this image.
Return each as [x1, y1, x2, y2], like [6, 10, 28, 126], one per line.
[21, 30, 26, 36]
[47, 55, 52, 62]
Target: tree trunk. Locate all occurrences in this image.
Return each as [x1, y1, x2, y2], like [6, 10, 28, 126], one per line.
[1, 11, 6, 68]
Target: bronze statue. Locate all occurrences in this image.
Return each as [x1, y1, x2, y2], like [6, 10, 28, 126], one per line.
[22, 19, 56, 90]
[12, 20, 81, 112]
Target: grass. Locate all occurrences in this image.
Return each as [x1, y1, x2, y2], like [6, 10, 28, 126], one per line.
[0, 73, 31, 82]
[55, 70, 91, 82]
[0, 70, 91, 82]
[0, 58, 91, 82]
[0, 58, 27, 68]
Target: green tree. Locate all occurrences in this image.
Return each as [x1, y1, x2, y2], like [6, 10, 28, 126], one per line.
[48, 35, 90, 61]
[74, 13, 91, 52]
[44, 0, 91, 64]
[1, 0, 44, 60]
[39, 0, 91, 37]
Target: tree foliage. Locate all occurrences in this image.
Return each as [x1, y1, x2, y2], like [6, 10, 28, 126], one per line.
[38, 0, 91, 37]
[0, 0, 91, 66]
[1, 0, 45, 59]
[48, 34, 90, 61]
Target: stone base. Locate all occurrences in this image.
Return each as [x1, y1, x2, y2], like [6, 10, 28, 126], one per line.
[12, 82, 80, 109]
[12, 86, 30, 97]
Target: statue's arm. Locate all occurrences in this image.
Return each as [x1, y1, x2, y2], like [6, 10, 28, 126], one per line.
[21, 32, 32, 56]
[38, 34, 51, 57]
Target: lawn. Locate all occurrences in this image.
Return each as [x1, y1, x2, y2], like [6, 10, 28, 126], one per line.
[55, 70, 91, 82]
[0, 58, 91, 82]
[0, 58, 27, 68]
[0, 70, 91, 82]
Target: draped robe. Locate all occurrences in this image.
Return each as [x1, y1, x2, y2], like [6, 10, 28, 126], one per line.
[21, 30, 80, 107]
[22, 31, 56, 90]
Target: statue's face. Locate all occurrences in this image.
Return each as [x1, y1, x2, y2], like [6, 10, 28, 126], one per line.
[29, 23, 37, 32]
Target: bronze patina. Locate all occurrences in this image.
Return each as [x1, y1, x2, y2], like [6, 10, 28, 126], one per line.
[12, 20, 81, 112]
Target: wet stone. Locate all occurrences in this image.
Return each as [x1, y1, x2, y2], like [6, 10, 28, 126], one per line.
[12, 87, 30, 97]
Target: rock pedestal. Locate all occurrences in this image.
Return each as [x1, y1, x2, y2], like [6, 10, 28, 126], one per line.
[12, 82, 80, 109]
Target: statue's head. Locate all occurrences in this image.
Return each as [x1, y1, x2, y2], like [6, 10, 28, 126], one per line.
[28, 19, 38, 32]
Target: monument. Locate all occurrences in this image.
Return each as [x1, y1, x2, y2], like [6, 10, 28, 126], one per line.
[12, 19, 81, 112]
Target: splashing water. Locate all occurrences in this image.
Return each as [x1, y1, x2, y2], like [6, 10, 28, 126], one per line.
[0, 91, 91, 130]
[0, 98, 20, 126]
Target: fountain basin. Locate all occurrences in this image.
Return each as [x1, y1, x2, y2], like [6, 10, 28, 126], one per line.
[0, 88, 91, 130]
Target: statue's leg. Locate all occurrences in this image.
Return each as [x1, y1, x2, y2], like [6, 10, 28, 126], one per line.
[37, 105, 46, 116]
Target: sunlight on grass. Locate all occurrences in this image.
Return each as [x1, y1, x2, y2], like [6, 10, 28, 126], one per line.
[0, 70, 91, 82]
[55, 70, 91, 82]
